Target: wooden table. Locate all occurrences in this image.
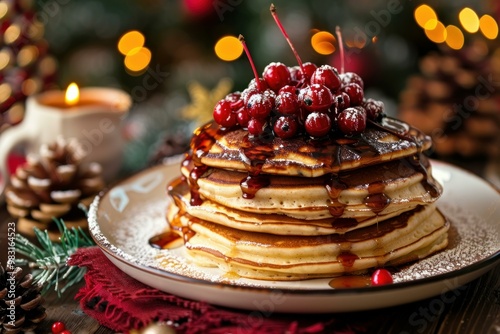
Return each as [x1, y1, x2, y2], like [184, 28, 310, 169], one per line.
[1, 207, 499, 334]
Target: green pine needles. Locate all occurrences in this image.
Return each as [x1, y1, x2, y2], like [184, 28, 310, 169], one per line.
[14, 218, 94, 296]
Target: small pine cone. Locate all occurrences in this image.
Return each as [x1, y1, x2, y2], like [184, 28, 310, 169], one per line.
[5, 138, 105, 234]
[149, 133, 190, 166]
[0, 264, 46, 334]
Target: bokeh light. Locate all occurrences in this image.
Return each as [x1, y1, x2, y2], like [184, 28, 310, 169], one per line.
[124, 47, 152, 72]
[214, 36, 243, 61]
[415, 5, 438, 30]
[118, 31, 145, 56]
[479, 15, 499, 40]
[445, 25, 464, 50]
[459, 8, 480, 33]
[311, 31, 336, 55]
[425, 21, 447, 43]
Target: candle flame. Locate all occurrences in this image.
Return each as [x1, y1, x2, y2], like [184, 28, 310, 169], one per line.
[65, 82, 79, 106]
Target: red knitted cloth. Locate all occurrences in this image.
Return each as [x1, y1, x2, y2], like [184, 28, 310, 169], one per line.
[69, 247, 372, 334]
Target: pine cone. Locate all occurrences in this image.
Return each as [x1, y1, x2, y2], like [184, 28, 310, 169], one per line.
[0, 264, 46, 333]
[399, 40, 500, 161]
[149, 133, 190, 166]
[5, 138, 104, 238]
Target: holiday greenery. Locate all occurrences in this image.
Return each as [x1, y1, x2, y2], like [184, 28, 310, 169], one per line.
[14, 218, 95, 297]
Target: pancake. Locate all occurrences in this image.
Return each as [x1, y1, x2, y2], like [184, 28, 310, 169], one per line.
[182, 156, 441, 219]
[166, 203, 449, 280]
[194, 118, 431, 177]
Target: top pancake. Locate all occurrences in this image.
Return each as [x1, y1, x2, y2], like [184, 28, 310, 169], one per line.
[194, 117, 431, 177]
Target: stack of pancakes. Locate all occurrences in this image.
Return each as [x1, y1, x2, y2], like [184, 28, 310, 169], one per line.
[167, 117, 448, 280]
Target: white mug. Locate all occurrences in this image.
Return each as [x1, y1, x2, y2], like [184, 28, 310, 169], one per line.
[0, 87, 131, 199]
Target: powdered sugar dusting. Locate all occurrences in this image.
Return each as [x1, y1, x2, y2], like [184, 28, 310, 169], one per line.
[88, 163, 500, 291]
[393, 201, 500, 282]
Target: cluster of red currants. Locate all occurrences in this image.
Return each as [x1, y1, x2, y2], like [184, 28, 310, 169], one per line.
[213, 63, 385, 139]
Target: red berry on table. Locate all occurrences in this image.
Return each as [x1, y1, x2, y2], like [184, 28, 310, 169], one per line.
[363, 98, 385, 121]
[333, 92, 350, 110]
[305, 112, 332, 137]
[248, 118, 266, 136]
[337, 107, 367, 135]
[300, 84, 333, 112]
[371, 268, 393, 286]
[273, 116, 298, 138]
[342, 83, 364, 106]
[263, 62, 291, 92]
[310, 65, 341, 91]
[213, 100, 237, 127]
[52, 321, 66, 334]
[246, 93, 273, 119]
[276, 91, 299, 115]
[340, 72, 364, 88]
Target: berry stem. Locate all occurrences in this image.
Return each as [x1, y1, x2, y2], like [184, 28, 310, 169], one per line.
[270, 4, 304, 72]
[335, 26, 345, 74]
[239, 34, 264, 91]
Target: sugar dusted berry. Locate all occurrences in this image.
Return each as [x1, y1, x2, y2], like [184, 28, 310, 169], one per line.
[340, 72, 364, 88]
[333, 92, 350, 110]
[310, 65, 341, 91]
[363, 98, 385, 121]
[273, 116, 298, 138]
[342, 83, 364, 106]
[371, 268, 393, 286]
[300, 84, 333, 112]
[338, 107, 367, 135]
[248, 117, 266, 136]
[301, 62, 318, 81]
[305, 112, 331, 137]
[279, 85, 298, 95]
[246, 93, 273, 119]
[263, 62, 291, 92]
[213, 100, 237, 127]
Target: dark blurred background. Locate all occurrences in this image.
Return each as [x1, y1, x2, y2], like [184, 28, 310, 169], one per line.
[1, 0, 499, 183]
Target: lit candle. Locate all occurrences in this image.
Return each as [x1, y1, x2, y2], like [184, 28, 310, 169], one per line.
[0, 84, 131, 196]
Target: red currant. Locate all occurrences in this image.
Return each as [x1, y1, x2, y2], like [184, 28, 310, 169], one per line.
[305, 112, 332, 137]
[263, 62, 291, 92]
[301, 62, 318, 81]
[278, 85, 298, 95]
[236, 108, 250, 127]
[60, 331, 72, 334]
[273, 116, 298, 138]
[225, 92, 244, 110]
[337, 107, 367, 135]
[310, 65, 341, 91]
[276, 91, 299, 115]
[52, 321, 66, 334]
[333, 92, 350, 110]
[248, 78, 269, 91]
[213, 100, 237, 127]
[363, 98, 385, 121]
[248, 118, 266, 136]
[342, 83, 364, 106]
[300, 84, 333, 112]
[289, 65, 302, 85]
[371, 268, 393, 286]
[340, 72, 364, 88]
[246, 93, 273, 119]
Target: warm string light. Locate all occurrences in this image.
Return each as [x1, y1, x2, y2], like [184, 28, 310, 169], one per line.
[214, 36, 243, 61]
[117, 30, 151, 74]
[414, 4, 499, 49]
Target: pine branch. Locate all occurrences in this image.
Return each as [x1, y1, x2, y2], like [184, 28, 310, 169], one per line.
[15, 217, 95, 297]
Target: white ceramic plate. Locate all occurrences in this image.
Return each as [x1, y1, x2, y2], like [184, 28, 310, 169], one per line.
[88, 160, 500, 313]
